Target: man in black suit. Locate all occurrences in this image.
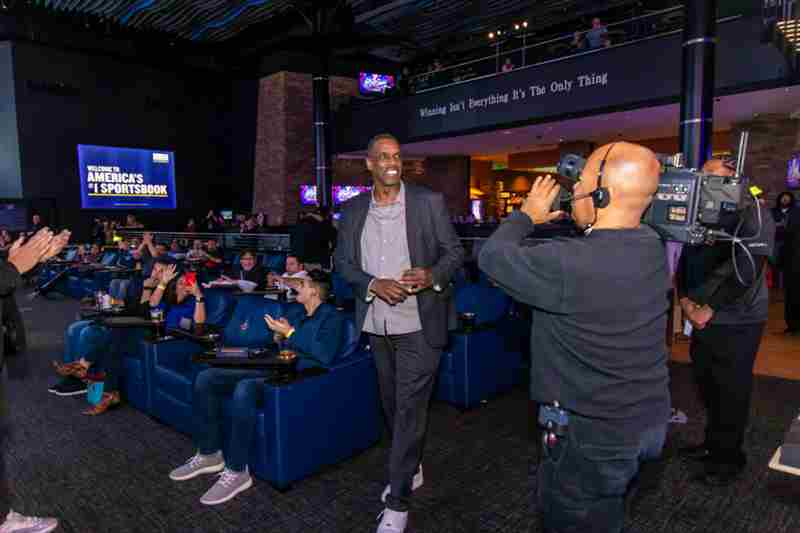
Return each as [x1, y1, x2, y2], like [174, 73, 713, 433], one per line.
[335, 133, 464, 533]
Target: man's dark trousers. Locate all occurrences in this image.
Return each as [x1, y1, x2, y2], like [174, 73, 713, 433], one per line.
[689, 322, 766, 464]
[537, 413, 667, 533]
[370, 331, 441, 513]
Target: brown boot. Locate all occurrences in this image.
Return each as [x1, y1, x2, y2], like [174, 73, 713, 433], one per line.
[82, 391, 121, 416]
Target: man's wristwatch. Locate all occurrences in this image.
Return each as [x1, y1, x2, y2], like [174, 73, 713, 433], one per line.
[196, 297, 205, 303]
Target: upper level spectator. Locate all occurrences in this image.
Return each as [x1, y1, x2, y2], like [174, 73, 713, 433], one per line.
[254, 213, 268, 232]
[186, 218, 197, 233]
[585, 18, 610, 49]
[571, 31, 586, 50]
[29, 214, 44, 234]
[124, 214, 144, 229]
[501, 58, 515, 73]
[204, 210, 224, 232]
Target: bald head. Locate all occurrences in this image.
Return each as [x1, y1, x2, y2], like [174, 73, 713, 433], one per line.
[573, 142, 661, 229]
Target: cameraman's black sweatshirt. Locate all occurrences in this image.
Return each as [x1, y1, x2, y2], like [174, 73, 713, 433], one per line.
[479, 212, 671, 431]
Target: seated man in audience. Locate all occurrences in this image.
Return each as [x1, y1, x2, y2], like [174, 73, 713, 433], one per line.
[168, 270, 345, 505]
[169, 239, 186, 257]
[115, 239, 136, 268]
[204, 239, 223, 269]
[137, 232, 165, 276]
[266, 254, 308, 292]
[218, 249, 265, 289]
[84, 243, 102, 264]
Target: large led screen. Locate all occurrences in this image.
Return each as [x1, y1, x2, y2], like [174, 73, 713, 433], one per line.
[78, 144, 177, 209]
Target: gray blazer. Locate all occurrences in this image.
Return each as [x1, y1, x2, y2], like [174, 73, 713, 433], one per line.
[334, 183, 465, 348]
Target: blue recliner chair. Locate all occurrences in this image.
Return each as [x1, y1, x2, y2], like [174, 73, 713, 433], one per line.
[221, 317, 381, 490]
[124, 288, 236, 416]
[148, 294, 282, 434]
[435, 284, 523, 409]
[263, 253, 286, 272]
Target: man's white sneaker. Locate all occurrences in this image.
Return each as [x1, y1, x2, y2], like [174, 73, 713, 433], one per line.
[381, 465, 423, 503]
[376, 508, 408, 533]
[0, 510, 58, 533]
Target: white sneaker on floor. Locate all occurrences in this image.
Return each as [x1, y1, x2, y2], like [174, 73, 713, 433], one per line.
[381, 465, 423, 503]
[376, 508, 408, 533]
[0, 510, 58, 533]
[169, 451, 225, 481]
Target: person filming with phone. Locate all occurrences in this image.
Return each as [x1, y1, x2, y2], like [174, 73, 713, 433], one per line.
[478, 142, 671, 533]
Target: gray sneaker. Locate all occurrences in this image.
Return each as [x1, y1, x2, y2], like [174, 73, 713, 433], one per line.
[169, 451, 225, 481]
[200, 467, 253, 506]
[0, 510, 58, 533]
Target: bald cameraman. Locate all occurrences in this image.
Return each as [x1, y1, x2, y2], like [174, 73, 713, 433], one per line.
[479, 142, 670, 533]
[677, 158, 774, 486]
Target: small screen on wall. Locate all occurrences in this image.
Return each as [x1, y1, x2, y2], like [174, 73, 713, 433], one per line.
[359, 73, 395, 95]
[78, 144, 177, 209]
[788, 154, 800, 190]
[299, 185, 371, 205]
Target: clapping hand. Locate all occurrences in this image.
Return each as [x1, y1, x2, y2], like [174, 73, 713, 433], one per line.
[8, 228, 54, 274]
[264, 314, 292, 337]
[521, 176, 565, 224]
[160, 264, 178, 285]
[40, 230, 72, 262]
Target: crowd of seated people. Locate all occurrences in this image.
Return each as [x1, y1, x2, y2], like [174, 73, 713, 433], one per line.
[168, 270, 345, 505]
[50, 259, 206, 413]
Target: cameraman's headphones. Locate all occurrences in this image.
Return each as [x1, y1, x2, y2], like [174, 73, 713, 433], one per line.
[590, 143, 616, 209]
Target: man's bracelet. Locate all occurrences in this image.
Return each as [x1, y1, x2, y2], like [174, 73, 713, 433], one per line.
[157, 284, 167, 291]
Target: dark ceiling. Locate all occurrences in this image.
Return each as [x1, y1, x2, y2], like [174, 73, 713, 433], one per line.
[12, 0, 677, 68]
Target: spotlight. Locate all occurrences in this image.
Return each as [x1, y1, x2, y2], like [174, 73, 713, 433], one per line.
[488, 32, 494, 39]
[523, 21, 528, 28]
[514, 24, 520, 30]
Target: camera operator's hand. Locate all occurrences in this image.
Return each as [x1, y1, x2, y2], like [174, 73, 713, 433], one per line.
[8, 228, 53, 274]
[370, 278, 408, 305]
[522, 176, 565, 224]
[681, 298, 714, 330]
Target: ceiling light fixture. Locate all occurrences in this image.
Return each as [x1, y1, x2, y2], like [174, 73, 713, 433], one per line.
[514, 24, 520, 30]
[523, 21, 528, 28]
[488, 32, 494, 39]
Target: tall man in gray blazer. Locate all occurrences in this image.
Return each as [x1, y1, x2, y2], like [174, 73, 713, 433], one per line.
[335, 133, 464, 533]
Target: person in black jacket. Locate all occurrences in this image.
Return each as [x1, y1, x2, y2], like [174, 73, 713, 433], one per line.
[677, 158, 775, 485]
[772, 192, 797, 274]
[479, 142, 669, 533]
[783, 197, 800, 333]
[0, 227, 69, 532]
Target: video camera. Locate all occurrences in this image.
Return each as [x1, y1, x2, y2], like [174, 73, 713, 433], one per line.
[557, 132, 756, 245]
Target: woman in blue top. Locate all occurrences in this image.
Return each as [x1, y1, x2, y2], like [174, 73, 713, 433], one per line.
[168, 270, 345, 506]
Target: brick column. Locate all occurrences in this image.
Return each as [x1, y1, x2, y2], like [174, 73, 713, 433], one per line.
[732, 114, 800, 202]
[253, 72, 358, 225]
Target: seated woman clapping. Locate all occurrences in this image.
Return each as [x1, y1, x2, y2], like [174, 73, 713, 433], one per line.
[168, 270, 344, 506]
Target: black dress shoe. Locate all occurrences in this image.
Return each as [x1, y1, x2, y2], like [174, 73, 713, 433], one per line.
[679, 443, 712, 461]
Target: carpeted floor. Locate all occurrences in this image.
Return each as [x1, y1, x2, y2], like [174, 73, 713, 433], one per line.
[3, 291, 800, 532]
